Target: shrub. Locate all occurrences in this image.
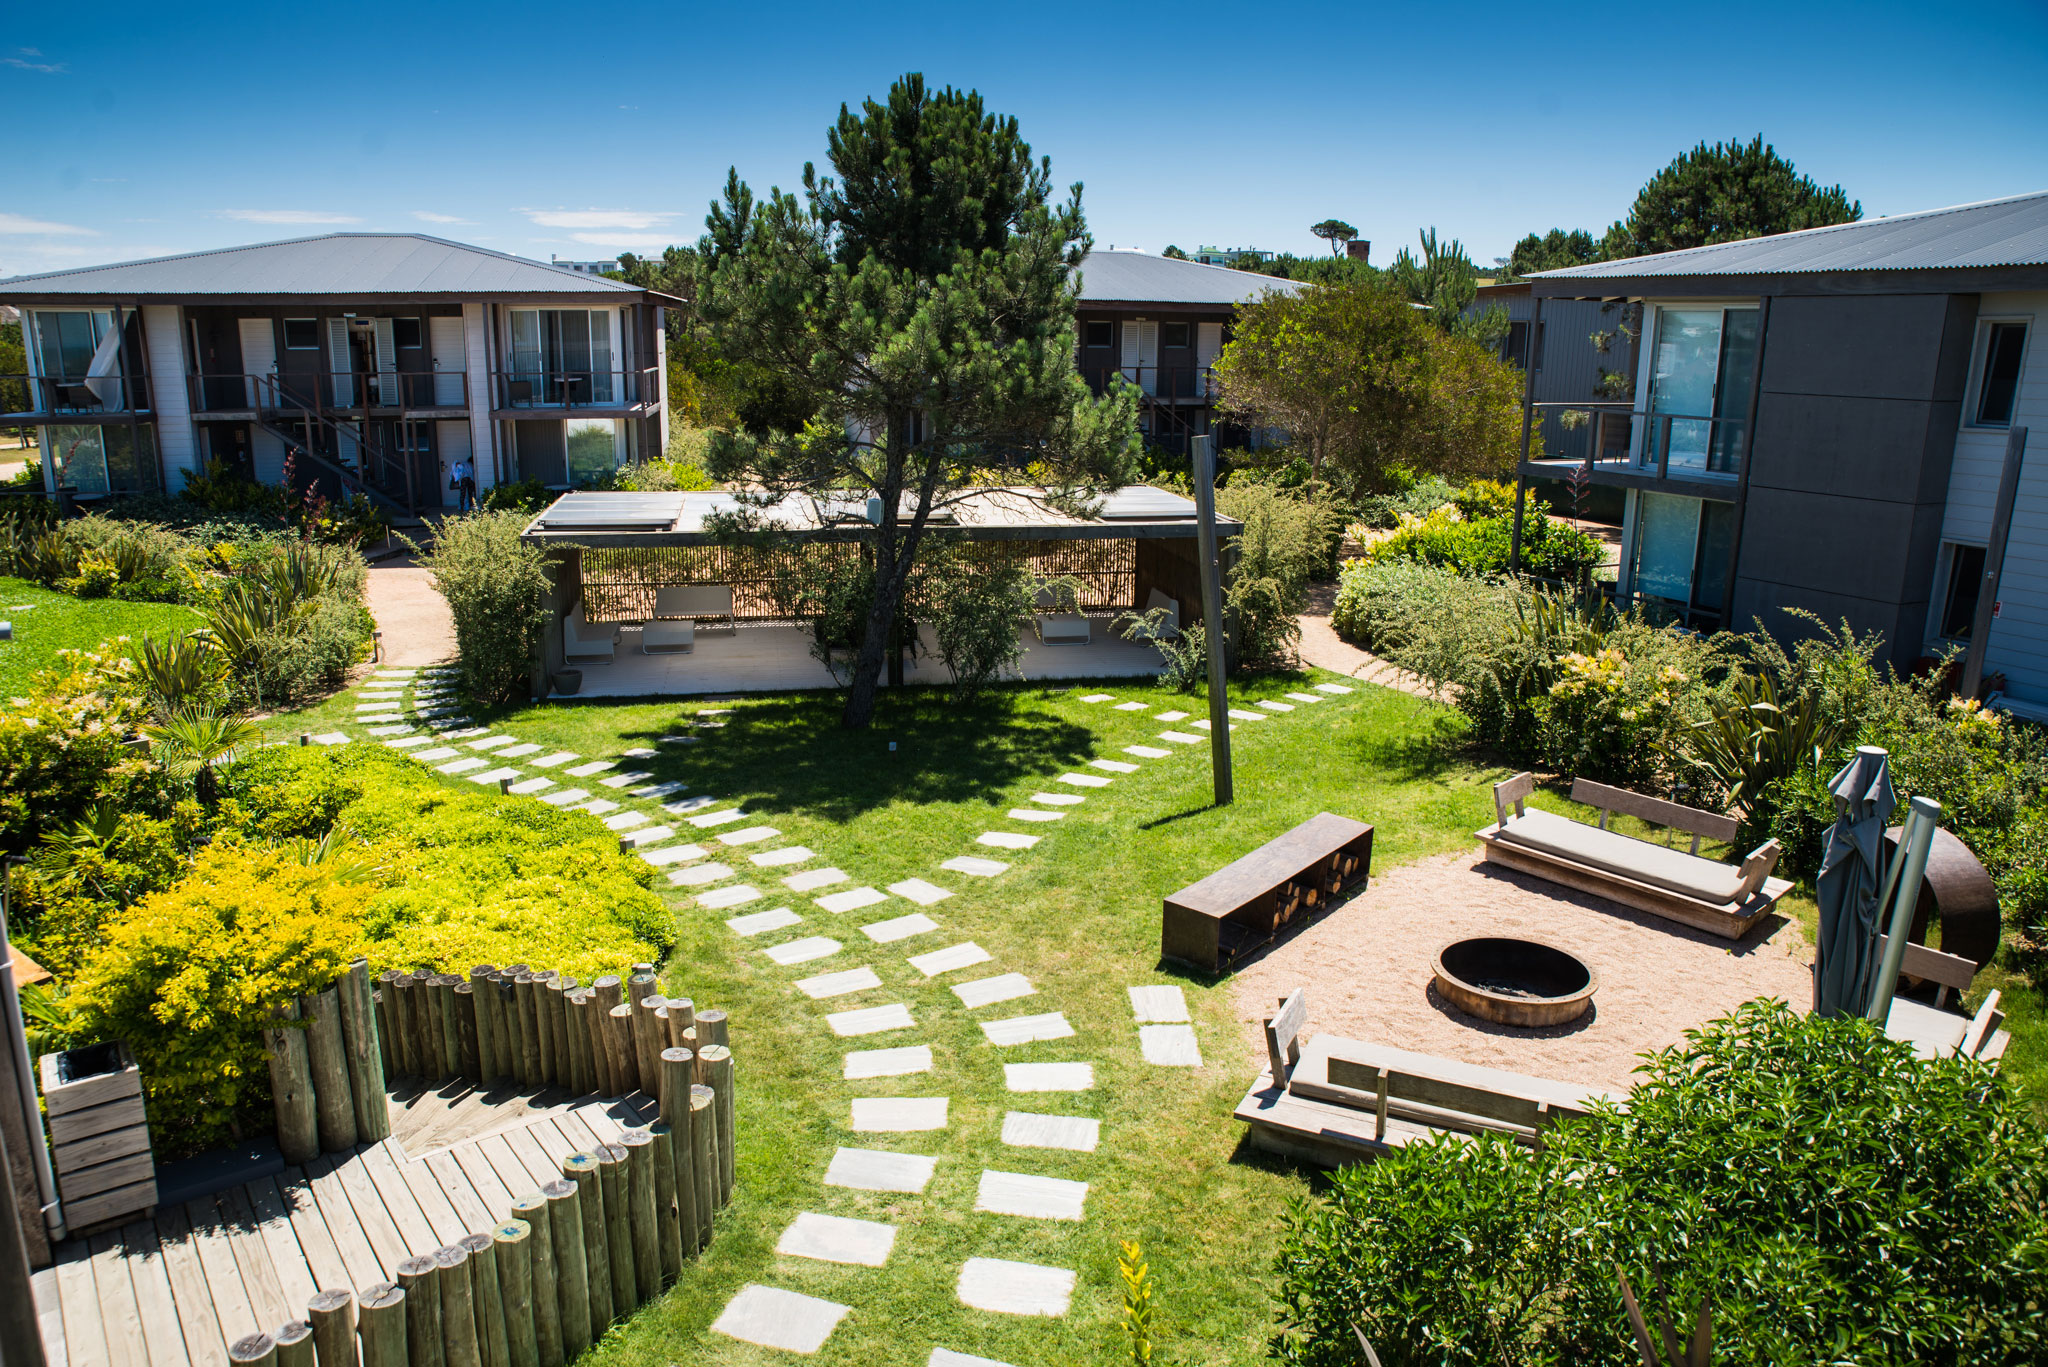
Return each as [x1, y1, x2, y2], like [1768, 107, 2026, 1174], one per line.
[916, 547, 1031, 698]
[481, 479, 552, 515]
[417, 512, 553, 702]
[1273, 1002, 2048, 1366]
[615, 459, 720, 493]
[68, 842, 372, 1155]
[0, 645, 159, 854]
[1451, 476, 1517, 521]
[10, 805, 202, 978]
[1362, 505, 1604, 583]
[1353, 475, 1458, 530]
[1215, 483, 1349, 668]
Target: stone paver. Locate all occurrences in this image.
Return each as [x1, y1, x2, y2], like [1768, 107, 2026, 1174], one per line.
[908, 942, 990, 977]
[941, 856, 1009, 877]
[887, 877, 953, 906]
[470, 767, 522, 785]
[508, 776, 554, 794]
[566, 760, 617, 777]
[663, 796, 720, 815]
[785, 867, 849, 892]
[437, 757, 488, 774]
[711, 1284, 848, 1354]
[719, 825, 781, 846]
[1003, 1062, 1093, 1092]
[931, 1349, 1015, 1367]
[1226, 708, 1268, 722]
[1285, 691, 1324, 703]
[851, 1098, 950, 1132]
[766, 936, 843, 966]
[530, 752, 579, 768]
[753, 846, 815, 867]
[641, 842, 708, 866]
[688, 808, 749, 828]
[844, 1045, 932, 1079]
[308, 732, 350, 746]
[863, 913, 940, 943]
[499, 743, 543, 758]
[1139, 1024, 1203, 1066]
[729, 908, 804, 937]
[795, 966, 880, 999]
[976, 832, 1040, 850]
[1316, 682, 1353, 694]
[1089, 759, 1137, 773]
[1123, 745, 1170, 759]
[468, 735, 517, 749]
[1078, 693, 1114, 703]
[776, 1211, 897, 1267]
[1113, 701, 1147, 711]
[669, 861, 736, 886]
[386, 736, 434, 748]
[537, 787, 591, 806]
[981, 1012, 1074, 1045]
[956, 1258, 1074, 1317]
[1158, 730, 1202, 744]
[824, 1146, 939, 1194]
[1001, 1112, 1099, 1152]
[1057, 773, 1110, 787]
[953, 974, 1034, 1009]
[1004, 808, 1063, 823]
[412, 747, 457, 761]
[1257, 699, 1294, 712]
[698, 884, 762, 909]
[827, 1003, 916, 1037]
[634, 780, 686, 799]
[602, 811, 649, 831]
[975, 1170, 1088, 1222]
[575, 798, 621, 816]
[369, 725, 415, 737]
[620, 825, 676, 848]
[1127, 985, 1190, 1022]
[1156, 710, 1190, 722]
[817, 886, 888, 914]
[600, 770, 653, 789]
[1029, 792, 1085, 806]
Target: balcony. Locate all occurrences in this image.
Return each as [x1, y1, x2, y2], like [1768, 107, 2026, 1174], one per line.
[1079, 364, 1217, 404]
[1522, 402, 1747, 492]
[188, 370, 470, 416]
[0, 373, 152, 424]
[491, 367, 660, 413]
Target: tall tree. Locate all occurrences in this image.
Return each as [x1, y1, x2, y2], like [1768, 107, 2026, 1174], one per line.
[1604, 136, 1860, 259]
[695, 75, 1139, 729]
[1389, 228, 1504, 347]
[1310, 218, 1359, 257]
[1499, 227, 1601, 280]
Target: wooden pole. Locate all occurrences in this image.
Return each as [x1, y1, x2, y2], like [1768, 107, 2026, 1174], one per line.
[434, 1243, 481, 1367]
[664, 997, 694, 1048]
[646, 1120, 684, 1286]
[409, 971, 440, 1078]
[543, 976, 570, 1089]
[302, 986, 357, 1154]
[433, 977, 462, 1082]
[531, 971, 558, 1085]
[356, 1284, 406, 1367]
[688, 1085, 715, 1249]
[397, 1255, 444, 1367]
[696, 1009, 728, 1052]
[513, 972, 541, 1088]
[306, 1289, 355, 1367]
[559, 1153, 612, 1340]
[274, 1319, 314, 1367]
[385, 973, 416, 1078]
[508, 1193, 561, 1367]
[228, 1334, 277, 1367]
[338, 959, 390, 1142]
[590, 977, 623, 1094]
[454, 983, 481, 1082]
[541, 1178, 590, 1359]
[699, 1044, 734, 1206]
[461, 1231, 509, 1367]
[595, 1143, 636, 1315]
[605, 1005, 637, 1098]
[630, 993, 662, 1100]
[372, 987, 394, 1081]
[265, 999, 319, 1166]
[492, 1220, 539, 1367]
[658, 1048, 698, 1254]
[1190, 432, 1233, 806]
[564, 990, 594, 1097]
[469, 968, 501, 1084]
[618, 1129, 661, 1302]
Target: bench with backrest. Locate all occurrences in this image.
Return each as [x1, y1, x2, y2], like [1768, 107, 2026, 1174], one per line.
[1476, 773, 1790, 939]
[1233, 987, 1628, 1167]
[1858, 935, 2012, 1065]
[1161, 814, 1373, 973]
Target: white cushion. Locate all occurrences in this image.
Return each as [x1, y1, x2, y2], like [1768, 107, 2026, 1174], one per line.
[1038, 613, 1090, 645]
[1497, 807, 1745, 904]
[643, 620, 695, 652]
[654, 585, 733, 617]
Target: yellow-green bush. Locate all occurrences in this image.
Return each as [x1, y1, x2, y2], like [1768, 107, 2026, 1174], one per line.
[69, 843, 371, 1152]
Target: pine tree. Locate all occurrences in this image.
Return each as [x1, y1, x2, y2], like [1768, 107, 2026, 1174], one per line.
[1606, 136, 1860, 259]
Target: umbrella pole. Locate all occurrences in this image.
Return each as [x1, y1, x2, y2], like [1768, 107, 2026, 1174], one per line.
[1865, 796, 1942, 1025]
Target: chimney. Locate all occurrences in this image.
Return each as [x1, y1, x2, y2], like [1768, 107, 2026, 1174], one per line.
[1345, 240, 1371, 264]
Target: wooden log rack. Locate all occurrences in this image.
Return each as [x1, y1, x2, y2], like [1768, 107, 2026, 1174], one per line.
[1161, 812, 1374, 973]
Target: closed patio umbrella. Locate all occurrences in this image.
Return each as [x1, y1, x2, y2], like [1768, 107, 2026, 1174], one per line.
[1815, 746, 1895, 1018]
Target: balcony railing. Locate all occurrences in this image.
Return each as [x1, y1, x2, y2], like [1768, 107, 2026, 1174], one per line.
[491, 367, 659, 410]
[1079, 364, 1218, 403]
[1529, 402, 1746, 481]
[0, 373, 152, 420]
[188, 370, 470, 414]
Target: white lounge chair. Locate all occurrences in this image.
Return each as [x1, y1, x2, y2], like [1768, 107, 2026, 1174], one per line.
[654, 585, 736, 631]
[565, 609, 619, 664]
[1126, 587, 1182, 642]
[1032, 584, 1091, 646]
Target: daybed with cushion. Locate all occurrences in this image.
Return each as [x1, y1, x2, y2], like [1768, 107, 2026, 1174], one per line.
[1476, 773, 1790, 939]
[1031, 585, 1091, 646]
[564, 608, 618, 664]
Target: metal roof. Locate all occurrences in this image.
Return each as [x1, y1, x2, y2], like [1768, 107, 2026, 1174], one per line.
[1533, 189, 2048, 281]
[0, 233, 648, 298]
[1074, 251, 1306, 306]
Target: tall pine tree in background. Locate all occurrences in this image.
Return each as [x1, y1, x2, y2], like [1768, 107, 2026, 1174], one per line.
[1603, 136, 1860, 259]
[694, 74, 1139, 729]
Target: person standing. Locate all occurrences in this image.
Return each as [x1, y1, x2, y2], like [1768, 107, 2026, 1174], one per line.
[449, 456, 475, 513]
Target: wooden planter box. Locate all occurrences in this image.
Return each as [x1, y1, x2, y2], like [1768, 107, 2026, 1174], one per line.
[39, 1041, 157, 1232]
[1162, 813, 1374, 973]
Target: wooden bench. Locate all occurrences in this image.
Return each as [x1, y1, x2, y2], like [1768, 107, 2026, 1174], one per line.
[1161, 813, 1372, 973]
[1475, 773, 1791, 939]
[1860, 936, 2012, 1065]
[1234, 987, 1627, 1167]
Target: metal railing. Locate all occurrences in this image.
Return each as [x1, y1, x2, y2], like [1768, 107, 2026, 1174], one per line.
[491, 367, 659, 410]
[1530, 401, 1745, 480]
[1079, 364, 1217, 402]
[0, 373, 152, 419]
[189, 370, 469, 414]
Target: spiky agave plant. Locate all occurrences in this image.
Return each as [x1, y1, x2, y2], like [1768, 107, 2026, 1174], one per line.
[132, 631, 228, 722]
[142, 707, 263, 806]
[1662, 669, 1845, 827]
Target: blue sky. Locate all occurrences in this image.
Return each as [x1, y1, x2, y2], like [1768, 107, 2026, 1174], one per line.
[5, 0, 2047, 279]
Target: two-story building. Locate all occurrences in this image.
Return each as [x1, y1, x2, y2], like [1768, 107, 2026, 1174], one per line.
[0, 234, 675, 515]
[1511, 189, 2048, 710]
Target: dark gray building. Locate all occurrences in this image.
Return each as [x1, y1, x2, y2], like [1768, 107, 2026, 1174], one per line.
[1512, 189, 2048, 712]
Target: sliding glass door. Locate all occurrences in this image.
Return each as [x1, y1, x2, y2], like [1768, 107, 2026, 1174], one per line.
[507, 309, 616, 404]
[1645, 305, 1758, 477]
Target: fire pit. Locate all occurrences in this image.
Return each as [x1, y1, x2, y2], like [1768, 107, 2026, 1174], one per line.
[1433, 936, 1597, 1028]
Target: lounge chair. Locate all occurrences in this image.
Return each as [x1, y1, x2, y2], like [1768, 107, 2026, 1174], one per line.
[653, 584, 736, 631]
[1475, 773, 1790, 939]
[564, 609, 618, 664]
[1031, 585, 1090, 646]
[1125, 587, 1182, 642]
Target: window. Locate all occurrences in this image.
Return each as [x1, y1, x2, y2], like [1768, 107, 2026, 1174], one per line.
[1643, 305, 1757, 476]
[1161, 321, 1191, 349]
[1974, 322, 2027, 426]
[1938, 543, 1988, 639]
[566, 418, 620, 485]
[508, 309, 616, 403]
[392, 317, 424, 349]
[1083, 320, 1113, 349]
[283, 318, 319, 350]
[1501, 321, 1529, 368]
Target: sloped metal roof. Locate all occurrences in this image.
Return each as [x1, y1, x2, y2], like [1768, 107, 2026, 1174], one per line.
[1534, 189, 2048, 281]
[1075, 250, 1306, 305]
[0, 233, 647, 298]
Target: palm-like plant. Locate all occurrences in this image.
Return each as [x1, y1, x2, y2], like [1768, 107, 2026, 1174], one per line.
[132, 631, 228, 722]
[142, 707, 263, 806]
[1663, 670, 1845, 826]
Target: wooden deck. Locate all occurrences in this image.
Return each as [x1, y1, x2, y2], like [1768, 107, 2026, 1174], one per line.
[32, 1088, 659, 1367]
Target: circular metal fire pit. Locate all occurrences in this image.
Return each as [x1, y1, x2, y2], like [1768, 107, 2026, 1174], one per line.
[1433, 936, 1597, 1028]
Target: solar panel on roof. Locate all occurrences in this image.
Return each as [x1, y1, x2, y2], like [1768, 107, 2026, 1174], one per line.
[534, 492, 688, 530]
[1099, 487, 1197, 520]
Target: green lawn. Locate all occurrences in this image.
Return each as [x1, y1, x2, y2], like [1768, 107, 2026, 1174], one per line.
[0, 574, 203, 696]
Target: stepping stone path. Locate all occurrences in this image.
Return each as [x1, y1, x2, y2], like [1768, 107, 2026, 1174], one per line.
[719, 825, 781, 845]
[908, 942, 991, 976]
[957, 1258, 1075, 1317]
[797, 966, 881, 999]
[1156, 710, 1189, 722]
[1005, 807, 1063, 822]
[825, 1147, 939, 1193]
[670, 861, 735, 886]
[698, 884, 762, 909]
[530, 752, 578, 768]
[975, 1170, 1088, 1222]
[1159, 730, 1202, 744]
[853, 1097, 950, 1131]
[1005, 1062, 1092, 1091]
[786, 866, 849, 892]
[566, 760, 616, 777]
[1030, 792, 1084, 806]
[712, 1285, 848, 1354]
[1113, 701, 1148, 711]
[977, 831, 1039, 850]
[470, 767, 521, 785]
[1089, 758, 1137, 773]
[954, 973, 1034, 1008]
[863, 913, 940, 944]
[778, 1211, 897, 1266]
[754, 845, 815, 867]
[767, 936, 843, 966]
[730, 907, 804, 937]
[1139, 1024, 1203, 1067]
[817, 886, 888, 914]
[844, 1045, 932, 1079]
[888, 877, 953, 905]
[1056, 772, 1110, 787]
[1001, 1111, 1099, 1152]
[688, 808, 749, 828]
[827, 1003, 916, 1037]
[941, 856, 1008, 877]
[538, 787, 590, 806]
[981, 1011, 1074, 1045]
[1123, 745, 1170, 759]
[640, 842, 706, 865]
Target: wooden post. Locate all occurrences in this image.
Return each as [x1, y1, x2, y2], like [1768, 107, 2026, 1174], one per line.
[509, 1193, 561, 1367]
[618, 1129, 661, 1302]
[338, 959, 390, 1142]
[433, 977, 462, 1082]
[649, 1006, 670, 1099]
[356, 1284, 406, 1367]
[605, 1005, 637, 1098]
[696, 1009, 728, 1053]
[646, 1120, 684, 1285]
[385, 973, 416, 1078]
[434, 1243, 481, 1367]
[470, 968, 501, 1083]
[664, 997, 694, 1049]
[626, 972, 658, 1082]
[274, 1321, 314, 1367]
[412, 971, 443, 1078]
[658, 1048, 698, 1254]
[590, 976, 624, 1094]
[531, 971, 558, 1085]
[688, 1085, 715, 1249]
[1191, 432, 1234, 805]
[564, 990, 593, 1097]
[630, 995, 663, 1103]
[559, 1154, 611, 1340]
[541, 1177, 591, 1358]
[302, 986, 358, 1154]
[492, 1220, 539, 1367]
[372, 987, 394, 1081]
[513, 973, 541, 1088]
[265, 999, 320, 1166]
[228, 1334, 277, 1367]
[544, 976, 571, 1089]
[461, 1231, 509, 1367]
[699, 1044, 734, 1206]
[397, 1255, 444, 1367]
[453, 982, 481, 1083]
[595, 1143, 636, 1315]
[307, 1289, 355, 1367]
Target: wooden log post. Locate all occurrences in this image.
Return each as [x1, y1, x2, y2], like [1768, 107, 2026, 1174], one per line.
[540, 1178, 590, 1360]
[492, 1220, 539, 1367]
[559, 1153, 612, 1340]
[513, 973, 542, 1088]
[563, 990, 593, 1097]
[595, 1143, 636, 1316]
[626, 973, 658, 1066]
[412, 970, 442, 1078]
[265, 999, 319, 1167]
[469, 967, 500, 1083]
[461, 1231, 510, 1367]
[649, 1006, 671, 1097]
[606, 1006, 637, 1099]
[658, 1048, 698, 1255]
[664, 997, 694, 1049]
[274, 1320, 314, 1367]
[397, 1255, 445, 1367]
[338, 959, 391, 1143]
[590, 977, 624, 1094]
[307, 1289, 355, 1367]
[697, 1008, 729, 1052]
[531, 971, 559, 1086]
[543, 976, 571, 1090]
[433, 977, 462, 1082]
[302, 986, 358, 1154]
[698, 1043, 734, 1207]
[434, 1243, 482, 1367]
[618, 1129, 661, 1304]
[508, 1193, 561, 1367]
[228, 1334, 277, 1367]
[645, 1120, 684, 1285]
[356, 1284, 406, 1367]
[385, 972, 416, 1078]
[630, 995, 663, 1104]
[453, 983, 481, 1083]
[688, 1085, 715, 1250]
[372, 987, 394, 1081]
